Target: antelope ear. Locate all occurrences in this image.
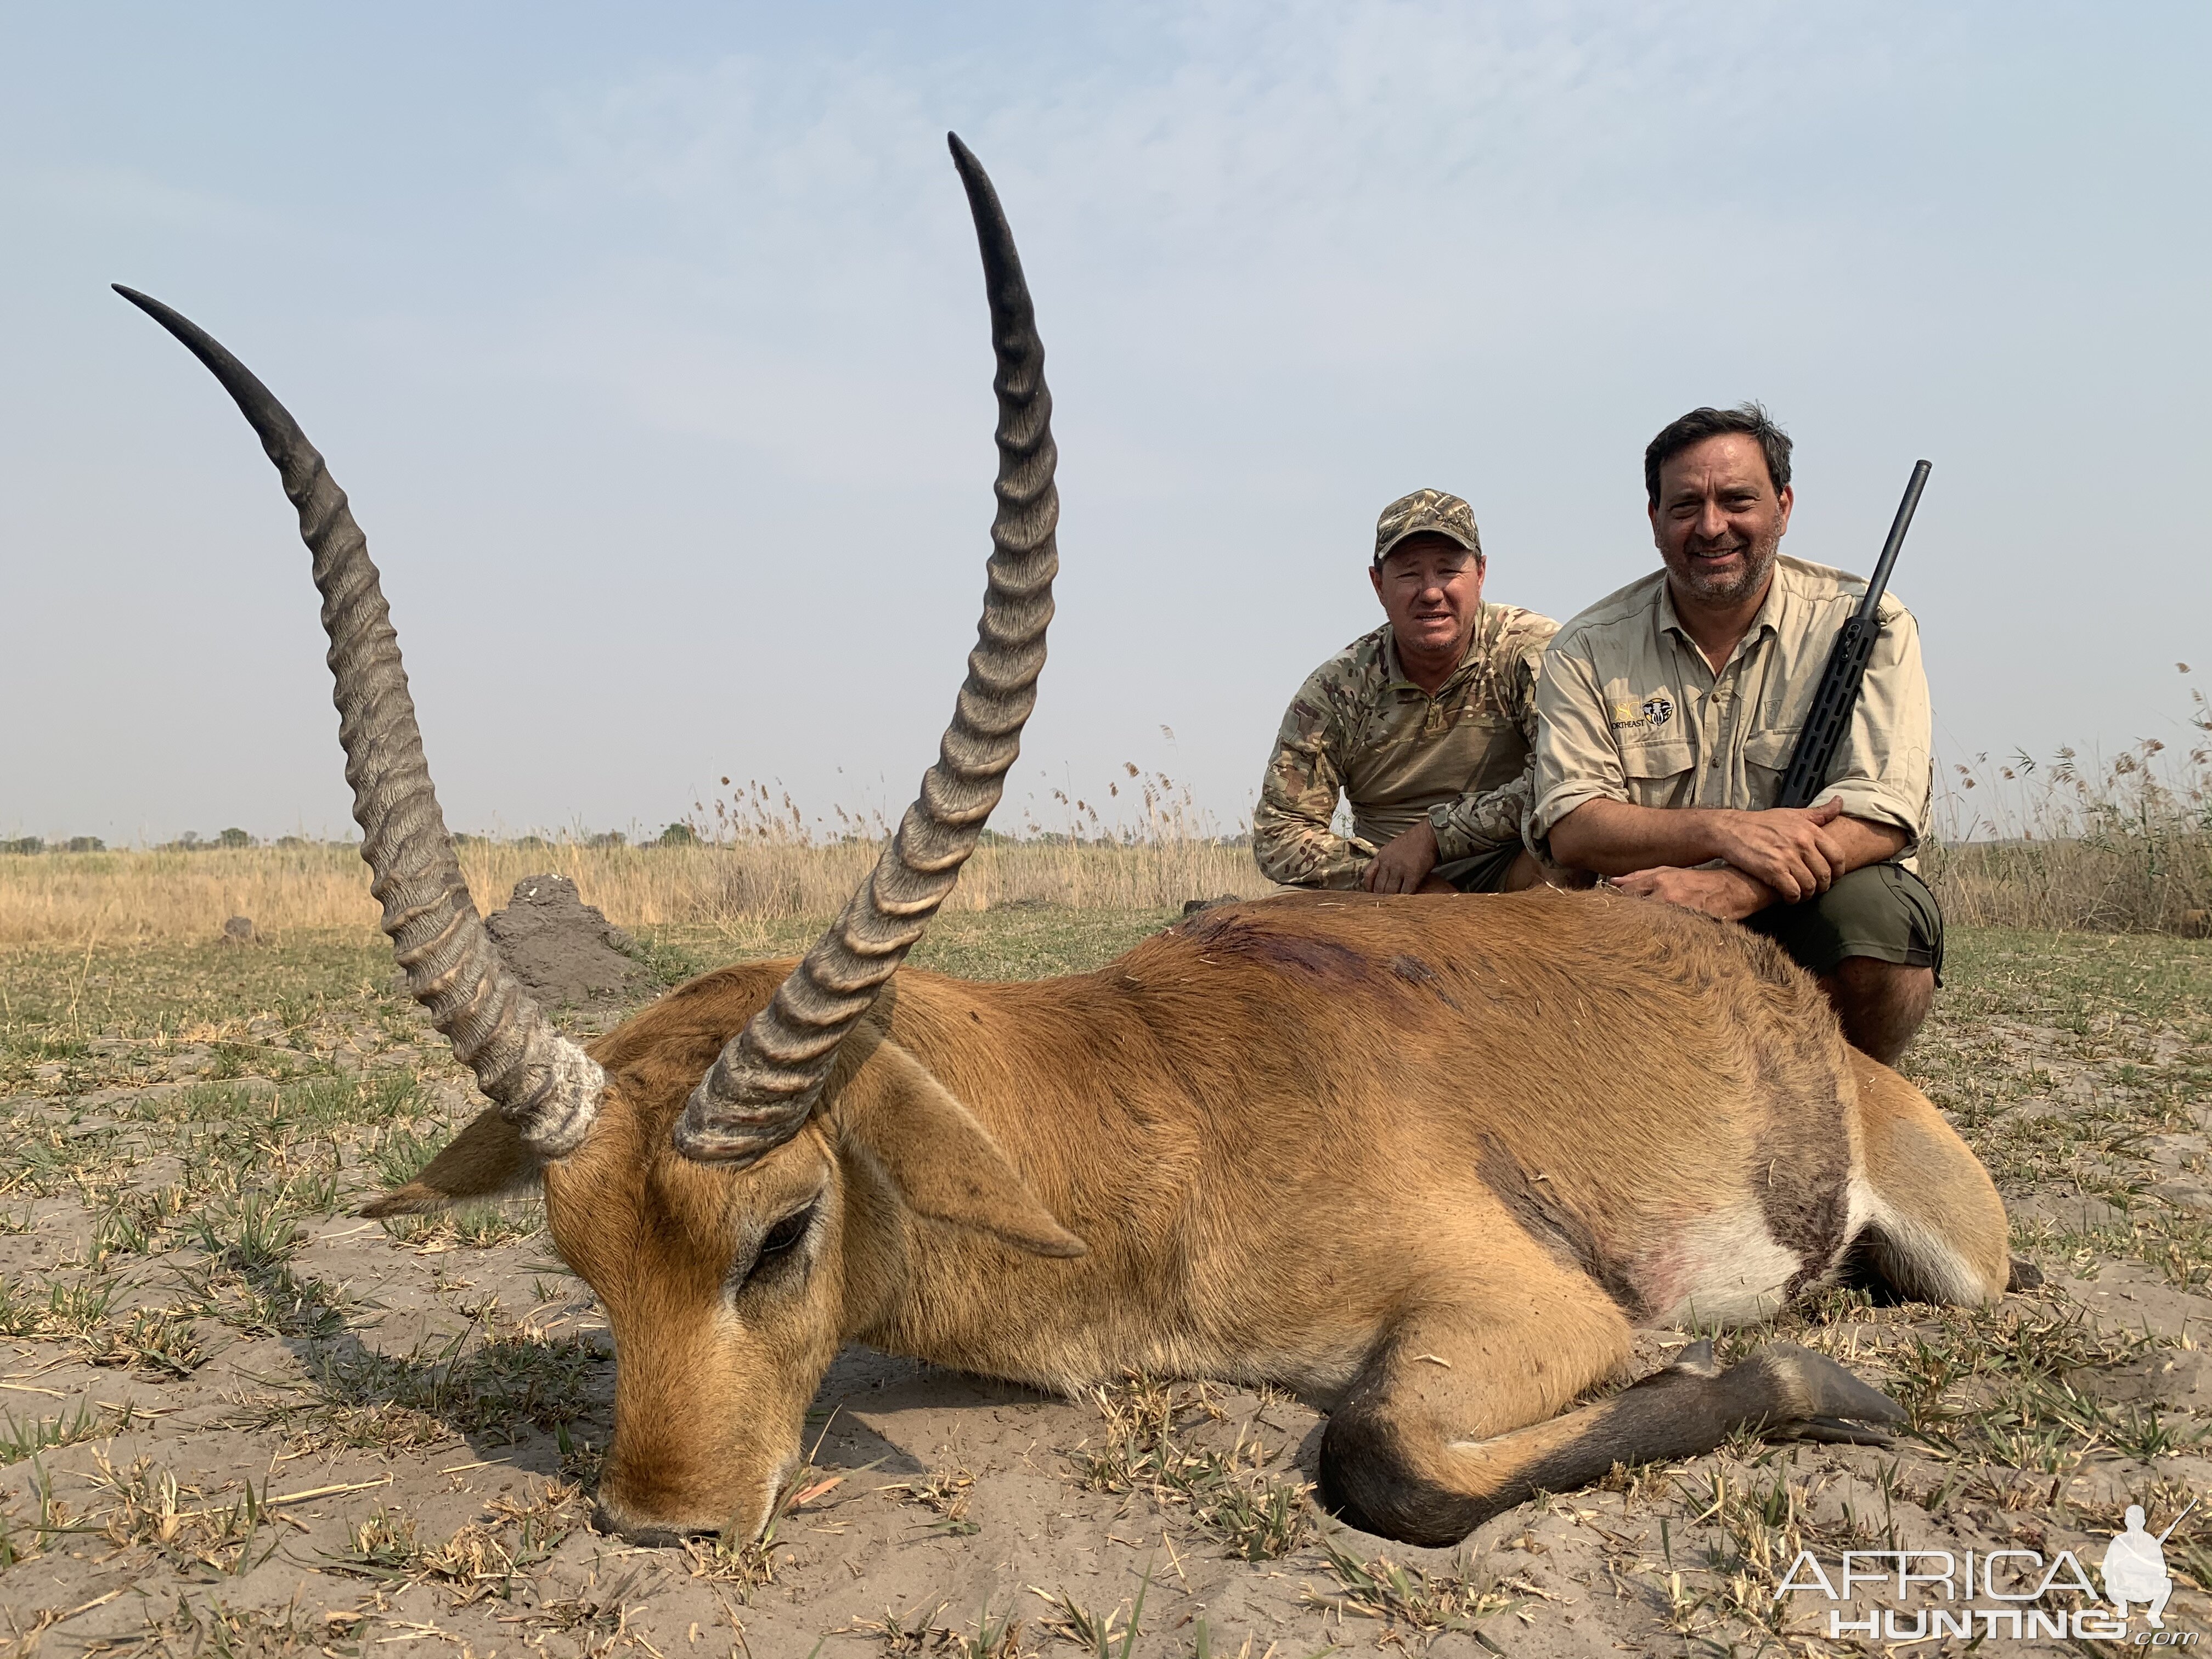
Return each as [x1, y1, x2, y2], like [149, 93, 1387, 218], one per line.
[361, 1105, 541, 1217]
[834, 1034, 1086, 1259]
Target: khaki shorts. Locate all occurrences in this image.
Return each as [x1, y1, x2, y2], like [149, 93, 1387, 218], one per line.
[1435, 844, 1524, 894]
[1740, 861, 1945, 983]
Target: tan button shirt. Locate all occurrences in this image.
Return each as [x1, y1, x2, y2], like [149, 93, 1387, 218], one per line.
[1254, 605, 1557, 889]
[1530, 556, 1931, 867]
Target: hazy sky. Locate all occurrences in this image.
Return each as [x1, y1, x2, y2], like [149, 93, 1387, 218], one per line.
[4, 2, 2206, 845]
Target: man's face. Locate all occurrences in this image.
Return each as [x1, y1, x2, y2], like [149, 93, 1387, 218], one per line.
[1649, 433, 1793, 607]
[1369, 534, 1485, 658]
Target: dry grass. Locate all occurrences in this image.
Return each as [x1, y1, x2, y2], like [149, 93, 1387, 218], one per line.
[1074, 1375, 1318, 1562]
[14, 803, 2207, 945]
[0, 764, 1267, 944]
[9, 679, 2207, 943]
[1928, 670, 2211, 934]
[0, 836, 1270, 945]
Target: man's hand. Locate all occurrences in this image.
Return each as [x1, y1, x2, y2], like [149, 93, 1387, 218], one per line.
[1706, 797, 1849, 902]
[1362, 817, 1441, 894]
[1610, 865, 1773, 921]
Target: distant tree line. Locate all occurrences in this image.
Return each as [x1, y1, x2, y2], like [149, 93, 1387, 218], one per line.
[162, 828, 257, 851]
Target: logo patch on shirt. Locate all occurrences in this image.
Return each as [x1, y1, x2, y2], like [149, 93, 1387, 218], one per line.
[1610, 693, 1676, 733]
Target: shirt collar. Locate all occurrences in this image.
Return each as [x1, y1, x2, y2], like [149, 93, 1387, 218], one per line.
[1656, 569, 1784, 664]
[1381, 605, 1492, 692]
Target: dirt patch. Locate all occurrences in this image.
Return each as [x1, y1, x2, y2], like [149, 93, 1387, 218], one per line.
[483, 873, 639, 1010]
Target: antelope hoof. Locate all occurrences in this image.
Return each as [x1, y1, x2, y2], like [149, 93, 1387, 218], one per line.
[1666, 1338, 1723, 1378]
[1786, 1415, 1899, 1447]
[1741, 1342, 1905, 1433]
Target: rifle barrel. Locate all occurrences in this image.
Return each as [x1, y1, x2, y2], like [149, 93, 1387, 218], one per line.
[1859, 459, 1932, 620]
[2157, 1496, 2198, 1544]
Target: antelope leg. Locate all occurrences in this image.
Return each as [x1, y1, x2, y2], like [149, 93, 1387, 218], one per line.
[1320, 1284, 1901, 1547]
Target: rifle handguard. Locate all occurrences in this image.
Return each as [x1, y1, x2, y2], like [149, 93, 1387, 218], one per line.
[1774, 460, 1931, 811]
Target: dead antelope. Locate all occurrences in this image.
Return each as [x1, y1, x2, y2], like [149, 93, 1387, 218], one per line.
[120, 136, 2009, 1550]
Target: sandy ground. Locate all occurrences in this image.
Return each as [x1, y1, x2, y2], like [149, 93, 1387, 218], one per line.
[0, 917, 2207, 1656]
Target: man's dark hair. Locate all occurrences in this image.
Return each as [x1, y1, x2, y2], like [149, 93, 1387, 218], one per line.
[1644, 403, 1792, 506]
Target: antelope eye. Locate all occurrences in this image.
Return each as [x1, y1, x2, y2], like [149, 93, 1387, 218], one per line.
[758, 1205, 814, 1260]
[730, 1201, 819, 1296]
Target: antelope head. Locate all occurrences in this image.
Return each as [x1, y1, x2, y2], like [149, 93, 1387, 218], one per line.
[120, 135, 1080, 1543]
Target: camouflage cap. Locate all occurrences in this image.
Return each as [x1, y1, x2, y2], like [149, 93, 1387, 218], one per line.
[1373, 489, 1482, 567]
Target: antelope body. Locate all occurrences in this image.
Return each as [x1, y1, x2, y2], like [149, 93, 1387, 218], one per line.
[119, 137, 2008, 1551]
[380, 888, 2006, 1544]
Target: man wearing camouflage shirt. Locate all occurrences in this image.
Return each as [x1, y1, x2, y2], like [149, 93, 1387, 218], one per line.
[1254, 489, 1557, 894]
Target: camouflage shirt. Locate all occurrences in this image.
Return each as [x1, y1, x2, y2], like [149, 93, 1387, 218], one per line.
[1254, 605, 1559, 889]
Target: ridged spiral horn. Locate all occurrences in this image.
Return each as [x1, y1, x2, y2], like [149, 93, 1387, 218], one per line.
[672, 134, 1058, 1163]
[114, 285, 607, 1156]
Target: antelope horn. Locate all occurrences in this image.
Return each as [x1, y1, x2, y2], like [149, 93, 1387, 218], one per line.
[114, 286, 606, 1156]
[672, 134, 1058, 1163]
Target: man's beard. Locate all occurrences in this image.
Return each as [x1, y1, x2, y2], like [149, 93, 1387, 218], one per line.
[1674, 527, 1780, 606]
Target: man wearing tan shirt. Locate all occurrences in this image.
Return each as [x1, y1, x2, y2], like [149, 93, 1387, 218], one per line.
[1531, 405, 1939, 1060]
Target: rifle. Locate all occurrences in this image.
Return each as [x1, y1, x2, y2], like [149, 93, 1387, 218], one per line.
[1775, 460, 1932, 810]
[2157, 1496, 2198, 1545]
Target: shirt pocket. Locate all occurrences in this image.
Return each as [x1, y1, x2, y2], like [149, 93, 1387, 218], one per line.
[1620, 740, 1696, 804]
[1742, 727, 1800, 778]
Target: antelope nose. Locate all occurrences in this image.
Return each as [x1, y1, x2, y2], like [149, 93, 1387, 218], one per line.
[591, 1500, 713, 1548]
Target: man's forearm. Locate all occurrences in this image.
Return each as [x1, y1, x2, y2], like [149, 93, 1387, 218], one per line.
[1251, 814, 1373, 889]
[1431, 768, 1534, 863]
[1558, 798, 1909, 898]
[1549, 799, 1733, 877]
[1812, 815, 1909, 877]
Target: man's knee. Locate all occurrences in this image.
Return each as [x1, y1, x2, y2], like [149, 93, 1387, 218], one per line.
[1818, 957, 1934, 1063]
[1499, 850, 1545, 891]
[1831, 956, 1934, 1011]
[1746, 863, 1943, 983]
[1833, 953, 1926, 991]
[1423, 849, 1563, 895]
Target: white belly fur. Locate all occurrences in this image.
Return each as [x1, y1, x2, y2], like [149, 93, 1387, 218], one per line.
[1650, 1206, 1806, 1328]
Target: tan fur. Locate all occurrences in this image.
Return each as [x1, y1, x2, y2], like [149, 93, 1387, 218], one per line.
[364, 1105, 538, 1216]
[1843, 1048, 2010, 1305]
[832, 1027, 1087, 1260]
[380, 888, 2007, 1544]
